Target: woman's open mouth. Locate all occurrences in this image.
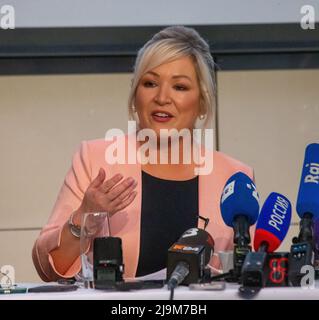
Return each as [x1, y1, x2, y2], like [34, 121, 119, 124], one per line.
[151, 111, 174, 123]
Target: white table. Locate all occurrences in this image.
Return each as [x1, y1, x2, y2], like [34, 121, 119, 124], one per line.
[1, 282, 319, 300]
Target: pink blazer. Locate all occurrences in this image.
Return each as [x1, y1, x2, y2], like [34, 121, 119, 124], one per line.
[32, 134, 254, 282]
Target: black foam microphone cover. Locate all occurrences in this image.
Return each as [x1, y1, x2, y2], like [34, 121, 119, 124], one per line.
[93, 237, 123, 265]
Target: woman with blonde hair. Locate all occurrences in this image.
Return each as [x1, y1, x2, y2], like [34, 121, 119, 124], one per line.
[33, 25, 253, 281]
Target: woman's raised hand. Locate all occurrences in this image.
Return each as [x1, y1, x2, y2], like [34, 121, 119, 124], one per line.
[73, 168, 138, 224]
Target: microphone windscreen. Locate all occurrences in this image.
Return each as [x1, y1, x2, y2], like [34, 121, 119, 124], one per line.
[254, 192, 292, 252]
[296, 143, 319, 219]
[177, 228, 214, 264]
[220, 172, 260, 227]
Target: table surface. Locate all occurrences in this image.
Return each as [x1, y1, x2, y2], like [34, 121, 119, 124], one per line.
[1, 282, 319, 300]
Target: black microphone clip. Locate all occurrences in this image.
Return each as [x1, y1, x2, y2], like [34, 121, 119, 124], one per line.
[197, 215, 209, 230]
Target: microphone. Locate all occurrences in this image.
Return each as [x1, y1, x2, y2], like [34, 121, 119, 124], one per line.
[242, 192, 292, 288]
[166, 228, 214, 290]
[220, 172, 260, 278]
[288, 143, 319, 286]
[254, 192, 292, 252]
[295, 143, 319, 243]
[93, 237, 124, 289]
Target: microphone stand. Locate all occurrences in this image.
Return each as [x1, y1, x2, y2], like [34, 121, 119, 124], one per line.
[209, 216, 252, 283]
[294, 212, 314, 245]
[232, 215, 252, 282]
[289, 212, 315, 285]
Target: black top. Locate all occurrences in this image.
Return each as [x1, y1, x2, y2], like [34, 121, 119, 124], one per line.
[135, 170, 199, 277]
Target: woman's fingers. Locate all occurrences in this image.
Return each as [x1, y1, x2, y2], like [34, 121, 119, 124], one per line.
[111, 181, 138, 206]
[100, 173, 124, 193]
[90, 168, 106, 188]
[106, 177, 136, 201]
[81, 170, 138, 215]
[113, 191, 137, 212]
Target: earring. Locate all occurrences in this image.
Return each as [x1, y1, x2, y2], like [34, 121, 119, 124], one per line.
[199, 114, 205, 120]
[132, 105, 136, 113]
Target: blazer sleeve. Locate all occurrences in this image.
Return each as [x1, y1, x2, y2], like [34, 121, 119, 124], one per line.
[32, 141, 92, 282]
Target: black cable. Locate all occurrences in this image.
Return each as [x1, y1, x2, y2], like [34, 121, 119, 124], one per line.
[169, 287, 175, 300]
[209, 272, 231, 281]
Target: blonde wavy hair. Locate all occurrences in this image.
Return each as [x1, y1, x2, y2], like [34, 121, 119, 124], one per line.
[127, 25, 217, 129]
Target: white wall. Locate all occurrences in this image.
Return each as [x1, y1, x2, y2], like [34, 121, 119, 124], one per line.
[1, 0, 318, 28]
